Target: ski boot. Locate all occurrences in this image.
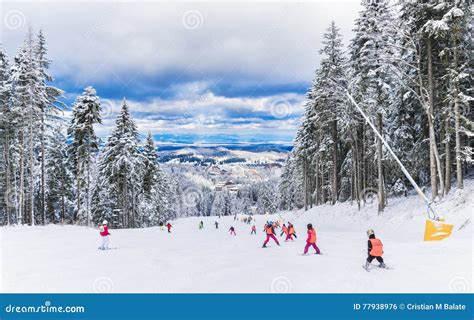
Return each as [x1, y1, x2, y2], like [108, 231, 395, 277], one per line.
[378, 262, 386, 269]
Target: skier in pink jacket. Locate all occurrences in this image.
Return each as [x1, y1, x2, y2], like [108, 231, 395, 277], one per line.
[99, 220, 111, 250]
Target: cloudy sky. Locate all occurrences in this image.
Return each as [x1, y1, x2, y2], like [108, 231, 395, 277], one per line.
[1, 1, 362, 145]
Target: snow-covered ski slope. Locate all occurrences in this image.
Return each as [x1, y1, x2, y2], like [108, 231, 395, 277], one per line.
[1, 181, 472, 293]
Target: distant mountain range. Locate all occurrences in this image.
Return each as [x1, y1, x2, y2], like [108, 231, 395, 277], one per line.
[157, 143, 292, 164]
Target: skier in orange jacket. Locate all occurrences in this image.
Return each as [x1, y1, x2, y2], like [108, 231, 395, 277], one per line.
[262, 222, 280, 248]
[285, 223, 296, 241]
[365, 229, 386, 269]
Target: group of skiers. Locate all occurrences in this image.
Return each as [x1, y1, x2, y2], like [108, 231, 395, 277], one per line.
[97, 218, 387, 269]
[158, 221, 173, 233]
[280, 223, 297, 241]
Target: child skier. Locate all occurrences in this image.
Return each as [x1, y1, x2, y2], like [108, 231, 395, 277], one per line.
[98, 220, 111, 250]
[215, 221, 219, 229]
[199, 221, 204, 229]
[365, 229, 386, 269]
[289, 223, 297, 238]
[262, 221, 280, 248]
[251, 225, 257, 235]
[285, 223, 295, 241]
[229, 226, 236, 236]
[280, 224, 288, 237]
[303, 223, 321, 255]
[166, 222, 172, 233]
[159, 221, 164, 231]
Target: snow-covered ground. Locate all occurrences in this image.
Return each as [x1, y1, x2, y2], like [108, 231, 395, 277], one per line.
[1, 182, 472, 293]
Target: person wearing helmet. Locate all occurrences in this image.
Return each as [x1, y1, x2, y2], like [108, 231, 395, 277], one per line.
[365, 229, 386, 269]
[303, 223, 321, 255]
[166, 222, 172, 233]
[98, 220, 111, 250]
[229, 226, 237, 236]
[262, 222, 280, 248]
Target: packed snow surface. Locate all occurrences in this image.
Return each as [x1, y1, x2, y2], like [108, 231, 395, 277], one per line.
[1, 182, 472, 293]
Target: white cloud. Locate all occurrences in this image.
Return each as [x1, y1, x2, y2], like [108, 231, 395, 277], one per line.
[1, 1, 361, 86]
[93, 89, 304, 139]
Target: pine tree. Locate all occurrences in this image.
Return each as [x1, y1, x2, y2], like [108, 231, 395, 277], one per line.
[34, 29, 63, 225]
[0, 46, 12, 224]
[10, 29, 44, 225]
[45, 125, 74, 223]
[68, 86, 101, 226]
[349, 0, 398, 212]
[99, 98, 144, 228]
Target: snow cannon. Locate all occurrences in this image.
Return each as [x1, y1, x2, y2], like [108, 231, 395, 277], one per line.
[423, 218, 453, 241]
[336, 82, 455, 243]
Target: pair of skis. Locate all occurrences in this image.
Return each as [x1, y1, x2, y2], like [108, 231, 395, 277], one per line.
[362, 264, 392, 272]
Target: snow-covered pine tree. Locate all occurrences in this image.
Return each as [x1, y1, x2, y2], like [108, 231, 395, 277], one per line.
[45, 125, 74, 223]
[279, 151, 304, 210]
[138, 132, 174, 226]
[0, 46, 12, 224]
[98, 98, 144, 228]
[34, 29, 63, 225]
[256, 179, 278, 215]
[349, 0, 398, 212]
[437, 3, 473, 191]
[68, 86, 101, 226]
[9, 29, 45, 225]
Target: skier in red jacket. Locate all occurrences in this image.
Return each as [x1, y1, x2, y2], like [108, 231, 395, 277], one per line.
[166, 223, 172, 233]
[99, 220, 111, 250]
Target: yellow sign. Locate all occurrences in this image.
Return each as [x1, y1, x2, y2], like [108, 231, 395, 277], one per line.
[423, 219, 454, 241]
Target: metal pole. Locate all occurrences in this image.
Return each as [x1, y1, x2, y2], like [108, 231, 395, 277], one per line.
[341, 87, 436, 219]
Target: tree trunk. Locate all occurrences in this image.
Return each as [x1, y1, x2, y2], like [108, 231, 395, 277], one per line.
[76, 161, 81, 223]
[28, 100, 34, 226]
[314, 156, 319, 206]
[427, 38, 445, 199]
[376, 112, 385, 214]
[19, 131, 25, 225]
[355, 127, 362, 211]
[303, 156, 308, 211]
[331, 119, 338, 204]
[453, 35, 463, 190]
[61, 171, 66, 224]
[4, 128, 11, 225]
[361, 125, 367, 200]
[444, 114, 451, 194]
[41, 113, 46, 225]
[86, 158, 90, 227]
